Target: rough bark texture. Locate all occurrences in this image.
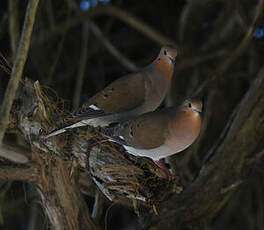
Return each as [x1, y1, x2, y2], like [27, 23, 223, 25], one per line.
[33, 151, 99, 230]
[5, 80, 101, 230]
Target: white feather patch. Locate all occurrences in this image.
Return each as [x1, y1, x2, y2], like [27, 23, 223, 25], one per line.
[119, 136, 125, 140]
[123, 145, 173, 161]
[89, 105, 100, 110]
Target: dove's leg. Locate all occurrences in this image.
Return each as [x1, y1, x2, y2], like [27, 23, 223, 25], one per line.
[154, 160, 173, 178]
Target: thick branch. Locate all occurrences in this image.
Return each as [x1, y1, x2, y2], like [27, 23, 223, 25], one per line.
[0, 164, 37, 183]
[37, 156, 100, 230]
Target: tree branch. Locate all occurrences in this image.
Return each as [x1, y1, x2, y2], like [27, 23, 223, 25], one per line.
[0, 164, 37, 183]
[0, 143, 29, 163]
[8, 0, 20, 60]
[101, 5, 177, 46]
[89, 20, 139, 72]
[0, 0, 39, 147]
[37, 157, 101, 230]
[194, 0, 264, 96]
[73, 22, 90, 109]
[35, 5, 177, 47]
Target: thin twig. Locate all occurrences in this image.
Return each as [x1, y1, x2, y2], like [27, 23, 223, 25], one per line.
[67, 0, 139, 85]
[194, 0, 264, 96]
[66, 0, 91, 109]
[89, 20, 139, 72]
[8, 0, 20, 60]
[256, 175, 264, 229]
[35, 5, 177, 47]
[91, 189, 104, 223]
[175, 48, 228, 73]
[46, 30, 67, 85]
[0, 144, 29, 163]
[46, 0, 55, 30]
[0, 0, 39, 146]
[27, 201, 40, 230]
[73, 22, 90, 109]
[102, 5, 177, 46]
[0, 13, 8, 39]
[246, 149, 264, 165]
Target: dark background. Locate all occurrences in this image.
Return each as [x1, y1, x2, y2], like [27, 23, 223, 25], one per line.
[0, 0, 264, 229]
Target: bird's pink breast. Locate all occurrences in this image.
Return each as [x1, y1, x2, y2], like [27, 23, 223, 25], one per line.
[165, 111, 201, 153]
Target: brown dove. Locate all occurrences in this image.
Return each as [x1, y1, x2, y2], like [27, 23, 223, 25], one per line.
[101, 98, 203, 176]
[46, 45, 177, 138]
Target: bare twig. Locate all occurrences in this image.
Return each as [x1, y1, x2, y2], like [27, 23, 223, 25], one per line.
[0, 0, 39, 147]
[0, 144, 29, 163]
[66, 0, 90, 109]
[175, 48, 228, 73]
[217, 0, 264, 76]
[89, 21, 139, 72]
[0, 13, 8, 40]
[221, 180, 243, 194]
[246, 149, 264, 165]
[92, 189, 104, 223]
[8, 0, 20, 60]
[68, 0, 138, 77]
[27, 201, 40, 230]
[46, 0, 55, 30]
[35, 5, 176, 47]
[194, 0, 264, 96]
[256, 175, 264, 229]
[73, 22, 90, 109]
[101, 5, 177, 46]
[46, 30, 67, 85]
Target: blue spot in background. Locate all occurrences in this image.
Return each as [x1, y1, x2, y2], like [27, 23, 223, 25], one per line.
[80, 0, 110, 11]
[254, 25, 264, 39]
[99, 0, 110, 3]
[80, 0, 91, 11]
[254, 24, 264, 52]
[90, 0, 98, 7]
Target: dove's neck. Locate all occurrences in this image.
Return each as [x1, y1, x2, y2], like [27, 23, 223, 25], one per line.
[152, 56, 174, 81]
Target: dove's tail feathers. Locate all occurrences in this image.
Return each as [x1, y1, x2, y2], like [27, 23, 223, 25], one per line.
[45, 120, 91, 138]
[45, 105, 106, 138]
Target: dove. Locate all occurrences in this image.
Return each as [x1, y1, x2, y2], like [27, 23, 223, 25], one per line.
[101, 98, 203, 177]
[46, 45, 177, 138]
